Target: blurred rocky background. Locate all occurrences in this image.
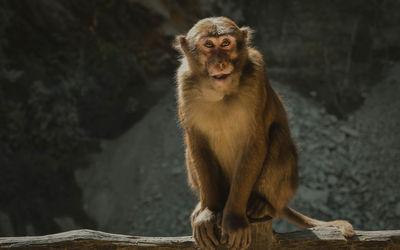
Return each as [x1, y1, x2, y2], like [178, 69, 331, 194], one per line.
[0, 0, 399, 237]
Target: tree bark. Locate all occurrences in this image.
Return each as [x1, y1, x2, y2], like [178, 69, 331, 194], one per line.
[1, 220, 399, 249]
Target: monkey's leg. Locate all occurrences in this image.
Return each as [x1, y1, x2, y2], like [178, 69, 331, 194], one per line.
[185, 130, 225, 211]
[221, 137, 267, 250]
[185, 131, 225, 249]
[253, 124, 355, 237]
[247, 194, 276, 220]
[253, 123, 299, 218]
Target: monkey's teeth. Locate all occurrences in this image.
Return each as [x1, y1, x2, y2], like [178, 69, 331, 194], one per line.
[212, 74, 230, 80]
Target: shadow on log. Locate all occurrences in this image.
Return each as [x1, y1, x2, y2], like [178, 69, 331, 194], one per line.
[1, 219, 399, 249]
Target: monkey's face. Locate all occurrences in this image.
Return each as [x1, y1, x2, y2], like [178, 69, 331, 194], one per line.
[197, 34, 238, 90]
[175, 17, 250, 94]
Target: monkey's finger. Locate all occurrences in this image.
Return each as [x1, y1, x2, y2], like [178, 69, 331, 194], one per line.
[239, 232, 246, 249]
[221, 231, 228, 244]
[198, 226, 209, 250]
[241, 229, 251, 249]
[236, 233, 244, 250]
[216, 213, 222, 228]
[246, 228, 252, 248]
[239, 232, 246, 250]
[195, 227, 206, 250]
[227, 232, 237, 249]
[200, 225, 216, 250]
[205, 223, 219, 246]
[238, 229, 248, 250]
[193, 228, 201, 248]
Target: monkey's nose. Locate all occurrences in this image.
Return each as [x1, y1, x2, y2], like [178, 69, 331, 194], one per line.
[218, 63, 225, 70]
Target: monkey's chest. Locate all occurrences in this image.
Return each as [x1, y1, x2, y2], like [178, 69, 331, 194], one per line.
[192, 105, 251, 181]
[209, 126, 247, 180]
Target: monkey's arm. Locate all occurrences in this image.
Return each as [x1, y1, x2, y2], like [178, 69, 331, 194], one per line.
[220, 132, 266, 248]
[185, 129, 225, 212]
[223, 135, 266, 220]
[222, 78, 268, 223]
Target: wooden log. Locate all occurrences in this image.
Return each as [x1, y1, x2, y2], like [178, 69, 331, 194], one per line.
[1, 221, 399, 249]
[274, 226, 400, 249]
[216, 218, 275, 250]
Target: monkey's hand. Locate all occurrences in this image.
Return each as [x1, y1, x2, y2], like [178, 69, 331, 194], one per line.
[192, 207, 221, 250]
[221, 213, 251, 250]
[247, 195, 277, 219]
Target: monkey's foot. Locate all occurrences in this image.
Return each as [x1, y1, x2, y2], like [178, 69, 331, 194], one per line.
[192, 207, 221, 250]
[221, 213, 251, 250]
[247, 195, 276, 220]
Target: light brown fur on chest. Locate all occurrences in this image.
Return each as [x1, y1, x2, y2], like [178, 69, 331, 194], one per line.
[184, 91, 254, 181]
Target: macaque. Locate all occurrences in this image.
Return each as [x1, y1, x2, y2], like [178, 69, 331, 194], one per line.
[174, 17, 354, 250]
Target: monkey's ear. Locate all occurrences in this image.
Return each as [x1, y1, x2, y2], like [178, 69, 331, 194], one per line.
[240, 27, 254, 45]
[173, 35, 188, 54]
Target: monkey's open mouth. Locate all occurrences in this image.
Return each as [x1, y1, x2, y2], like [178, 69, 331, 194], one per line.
[212, 73, 230, 80]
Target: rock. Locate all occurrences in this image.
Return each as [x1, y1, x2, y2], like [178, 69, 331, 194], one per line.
[329, 131, 346, 144]
[395, 202, 400, 216]
[54, 217, 79, 232]
[339, 126, 359, 137]
[333, 194, 344, 204]
[298, 186, 328, 204]
[327, 175, 338, 185]
[154, 193, 163, 200]
[318, 204, 334, 215]
[339, 186, 350, 193]
[171, 167, 182, 176]
[328, 115, 338, 123]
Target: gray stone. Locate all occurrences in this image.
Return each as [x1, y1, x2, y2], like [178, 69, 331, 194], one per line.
[327, 175, 338, 185]
[339, 126, 360, 137]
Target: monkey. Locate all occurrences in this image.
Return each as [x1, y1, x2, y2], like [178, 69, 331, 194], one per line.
[174, 17, 354, 250]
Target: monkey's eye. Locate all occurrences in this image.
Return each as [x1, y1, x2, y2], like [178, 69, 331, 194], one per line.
[221, 39, 231, 47]
[204, 40, 214, 48]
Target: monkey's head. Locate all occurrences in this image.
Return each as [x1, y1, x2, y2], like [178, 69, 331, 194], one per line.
[175, 17, 252, 93]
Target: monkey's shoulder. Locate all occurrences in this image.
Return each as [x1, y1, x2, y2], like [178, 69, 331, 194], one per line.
[239, 48, 266, 84]
[247, 48, 265, 69]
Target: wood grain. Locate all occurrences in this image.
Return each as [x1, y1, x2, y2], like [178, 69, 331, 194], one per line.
[1, 220, 399, 249]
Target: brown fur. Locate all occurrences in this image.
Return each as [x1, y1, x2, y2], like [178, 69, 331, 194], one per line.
[175, 17, 354, 250]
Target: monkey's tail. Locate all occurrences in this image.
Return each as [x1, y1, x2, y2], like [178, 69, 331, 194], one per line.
[282, 206, 355, 237]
